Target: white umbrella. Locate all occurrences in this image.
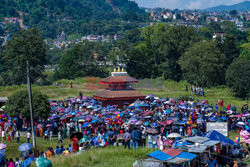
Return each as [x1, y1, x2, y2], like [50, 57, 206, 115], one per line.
[167, 133, 181, 138]
[237, 122, 245, 125]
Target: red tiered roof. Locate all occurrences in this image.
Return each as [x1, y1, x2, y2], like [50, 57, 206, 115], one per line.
[93, 89, 144, 100]
[100, 76, 138, 84]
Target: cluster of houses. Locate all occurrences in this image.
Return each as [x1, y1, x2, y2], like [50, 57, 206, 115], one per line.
[53, 31, 120, 49]
[149, 9, 249, 31]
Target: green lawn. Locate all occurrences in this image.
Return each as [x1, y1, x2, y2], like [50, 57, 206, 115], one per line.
[4, 136, 71, 161]
[51, 146, 154, 167]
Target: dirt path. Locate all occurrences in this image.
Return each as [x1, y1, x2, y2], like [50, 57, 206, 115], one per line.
[105, 0, 121, 14]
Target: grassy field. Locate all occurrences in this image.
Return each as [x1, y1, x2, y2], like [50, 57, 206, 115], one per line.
[0, 77, 247, 110]
[5, 136, 71, 160]
[51, 146, 155, 167]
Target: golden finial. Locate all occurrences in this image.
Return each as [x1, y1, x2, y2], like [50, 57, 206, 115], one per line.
[122, 67, 125, 72]
[114, 68, 117, 72]
[117, 67, 121, 72]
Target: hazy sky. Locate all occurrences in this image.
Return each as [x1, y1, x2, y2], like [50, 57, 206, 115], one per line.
[134, 0, 248, 9]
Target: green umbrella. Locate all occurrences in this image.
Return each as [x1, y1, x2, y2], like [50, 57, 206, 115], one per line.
[1, 106, 5, 109]
[143, 121, 150, 126]
[36, 157, 52, 167]
[79, 135, 91, 143]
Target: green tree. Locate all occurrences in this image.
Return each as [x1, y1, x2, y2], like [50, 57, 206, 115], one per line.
[5, 90, 50, 119]
[215, 34, 240, 67]
[1, 28, 47, 85]
[207, 22, 222, 33]
[179, 41, 226, 87]
[226, 58, 250, 97]
[54, 41, 108, 80]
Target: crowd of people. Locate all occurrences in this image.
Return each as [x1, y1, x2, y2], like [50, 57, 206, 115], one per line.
[0, 93, 249, 167]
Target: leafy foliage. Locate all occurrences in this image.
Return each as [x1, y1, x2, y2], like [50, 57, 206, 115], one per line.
[5, 90, 50, 119]
[226, 58, 250, 97]
[179, 41, 226, 87]
[0, 29, 47, 86]
[0, 0, 145, 38]
[126, 24, 200, 80]
[54, 41, 109, 80]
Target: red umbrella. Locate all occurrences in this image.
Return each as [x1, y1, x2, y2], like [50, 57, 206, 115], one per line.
[143, 111, 153, 116]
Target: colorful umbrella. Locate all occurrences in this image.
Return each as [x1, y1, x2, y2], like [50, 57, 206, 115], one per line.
[36, 124, 44, 129]
[36, 157, 52, 167]
[18, 143, 32, 152]
[0, 143, 6, 149]
[21, 157, 34, 167]
[167, 133, 181, 138]
[79, 135, 91, 143]
[146, 128, 159, 134]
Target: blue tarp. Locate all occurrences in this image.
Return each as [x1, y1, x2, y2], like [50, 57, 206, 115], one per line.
[203, 130, 235, 145]
[148, 151, 172, 161]
[177, 152, 197, 160]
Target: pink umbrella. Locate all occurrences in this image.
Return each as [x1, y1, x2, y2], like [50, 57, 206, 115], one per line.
[234, 114, 242, 118]
[166, 120, 174, 125]
[160, 122, 167, 126]
[164, 139, 173, 146]
[0, 143, 7, 149]
[85, 117, 91, 121]
[36, 124, 44, 129]
[83, 97, 88, 100]
[114, 111, 120, 115]
[46, 124, 52, 127]
[180, 103, 185, 105]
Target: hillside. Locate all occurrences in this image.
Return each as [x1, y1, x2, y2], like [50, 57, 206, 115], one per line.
[205, 1, 250, 12]
[0, 0, 145, 38]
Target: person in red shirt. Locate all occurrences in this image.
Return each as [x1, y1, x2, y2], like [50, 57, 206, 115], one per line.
[70, 135, 79, 153]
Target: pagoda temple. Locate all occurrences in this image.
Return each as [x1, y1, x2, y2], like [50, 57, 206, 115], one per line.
[93, 68, 145, 107]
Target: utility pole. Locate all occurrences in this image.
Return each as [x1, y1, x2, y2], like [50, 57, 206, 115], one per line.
[26, 61, 36, 149]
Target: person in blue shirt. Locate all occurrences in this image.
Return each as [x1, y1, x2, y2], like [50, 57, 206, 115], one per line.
[60, 145, 65, 153]
[215, 104, 218, 112]
[205, 157, 217, 167]
[55, 146, 61, 155]
[68, 144, 73, 153]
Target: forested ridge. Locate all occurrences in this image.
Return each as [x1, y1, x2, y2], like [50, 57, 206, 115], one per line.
[0, 0, 146, 38]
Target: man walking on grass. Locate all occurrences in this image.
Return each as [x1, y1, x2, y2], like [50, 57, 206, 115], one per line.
[16, 130, 20, 143]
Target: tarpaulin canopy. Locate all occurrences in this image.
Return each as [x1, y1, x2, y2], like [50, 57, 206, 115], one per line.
[202, 140, 220, 147]
[162, 149, 182, 157]
[203, 130, 235, 145]
[148, 150, 172, 161]
[182, 136, 209, 144]
[188, 145, 207, 153]
[177, 152, 197, 160]
[166, 157, 188, 164]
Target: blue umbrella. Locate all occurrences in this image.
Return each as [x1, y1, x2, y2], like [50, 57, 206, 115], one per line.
[220, 116, 227, 121]
[208, 117, 217, 122]
[21, 157, 35, 167]
[18, 143, 32, 152]
[82, 123, 90, 128]
[0, 149, 5, 161]
[91, 119, 98, 124]
[20, 151, 29, 158]
[151, 122, 158, 128]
